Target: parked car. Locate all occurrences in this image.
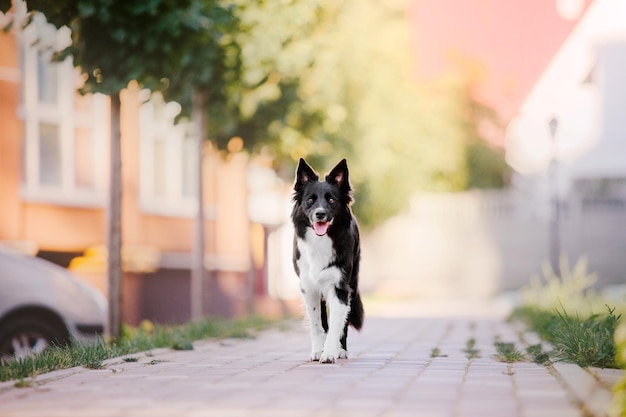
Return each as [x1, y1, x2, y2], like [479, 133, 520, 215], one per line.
[0, 245, 107, 361]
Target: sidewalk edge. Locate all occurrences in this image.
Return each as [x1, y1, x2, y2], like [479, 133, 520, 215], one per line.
[552, 362, 614, 417]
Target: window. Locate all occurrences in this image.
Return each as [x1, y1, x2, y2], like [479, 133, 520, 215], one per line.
[19, 13, 108, 207]
[139, 91, 199, 217]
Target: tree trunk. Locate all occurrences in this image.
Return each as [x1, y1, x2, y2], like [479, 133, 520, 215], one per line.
[190, 90, 207, 321]
[107, 92, 123, 339]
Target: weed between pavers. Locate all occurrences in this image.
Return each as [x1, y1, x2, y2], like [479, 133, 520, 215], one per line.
[493, 342, 526, 363]
[84, 361, 105, 370]
[464, 338, 480, 359]
[14, 379, 34, 388]
[526, 344, 551, 366]
[171, 340, 194, 351]
[503, 364, 515, 376]
[430, 347, 448, 358]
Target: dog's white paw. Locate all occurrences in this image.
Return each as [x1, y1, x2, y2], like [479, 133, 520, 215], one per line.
[319, 348, 347, 363]
[309, 333, 326, 362]
[319, 352, 336, 363]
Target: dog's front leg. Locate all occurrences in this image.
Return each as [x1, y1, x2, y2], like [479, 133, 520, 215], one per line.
[319, 286, 350, 363]
[302, 289, 326, 361]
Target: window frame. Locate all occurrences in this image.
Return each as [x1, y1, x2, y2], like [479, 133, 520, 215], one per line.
[138, 91, 199, 218]
[18, 13, 108, 208]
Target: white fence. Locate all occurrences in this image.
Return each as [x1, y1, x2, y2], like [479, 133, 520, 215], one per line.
[267, 187, 626, 300]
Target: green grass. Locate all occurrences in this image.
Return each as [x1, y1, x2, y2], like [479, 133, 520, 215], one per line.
[0, 316, 274, 383]
[511, 305, 621, 369]
[526, 344, 551, 366]
[430, 347, 447, 358]
[493, 342, 526, 363]
[463, 338, 480, 359]
[510, 256, 623, 370]
[551, 306, 620, 368]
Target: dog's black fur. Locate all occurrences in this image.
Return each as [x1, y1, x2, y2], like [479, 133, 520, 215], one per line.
[291, 158, 363, 363]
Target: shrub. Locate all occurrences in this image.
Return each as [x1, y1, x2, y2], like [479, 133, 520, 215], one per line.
[511, 256, 624, 369]
[520, 256, 603, 315]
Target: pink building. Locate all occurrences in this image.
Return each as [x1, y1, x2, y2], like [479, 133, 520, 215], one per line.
[410, 0, 591, 144]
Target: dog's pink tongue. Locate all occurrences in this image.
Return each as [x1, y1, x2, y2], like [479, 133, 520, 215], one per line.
[313, 222, 329, 236]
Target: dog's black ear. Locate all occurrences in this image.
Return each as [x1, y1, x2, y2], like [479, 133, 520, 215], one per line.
[326, 159, 350, 191]
[294, 158, 318, 191]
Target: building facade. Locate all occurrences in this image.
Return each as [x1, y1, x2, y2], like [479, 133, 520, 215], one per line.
[0, 9, 261, 325]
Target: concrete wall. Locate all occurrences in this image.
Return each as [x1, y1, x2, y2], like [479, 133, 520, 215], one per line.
[360, 187, 626, 299]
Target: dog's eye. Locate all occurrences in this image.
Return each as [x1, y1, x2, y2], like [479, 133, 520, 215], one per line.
[328, 197, 336, 204]
[306, 197, 315, 205]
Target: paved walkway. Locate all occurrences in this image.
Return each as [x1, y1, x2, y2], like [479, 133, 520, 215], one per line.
[0, 301, 616, 417]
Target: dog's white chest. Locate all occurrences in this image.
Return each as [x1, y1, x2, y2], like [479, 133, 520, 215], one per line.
[296, 229, 335, 280]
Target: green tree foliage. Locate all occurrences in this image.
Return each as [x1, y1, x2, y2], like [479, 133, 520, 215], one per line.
[229, 0, 510, 226]
[20, 0, 211, 95]
[453, 78, 511, 190]
[230, 0, 343, 159]
[0, 0, 230, 336]
[1, 0, 511, 228]
[161, 0, 242, 143]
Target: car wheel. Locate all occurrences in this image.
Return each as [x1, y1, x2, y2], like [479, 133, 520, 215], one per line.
[0, 316, 69, 361]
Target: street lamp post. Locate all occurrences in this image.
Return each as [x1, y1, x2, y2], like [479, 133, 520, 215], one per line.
[548, 117, 560, 277]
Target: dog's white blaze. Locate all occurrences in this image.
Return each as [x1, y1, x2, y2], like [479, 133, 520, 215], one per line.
[296, 228, 350, 362]
[296, 229, 343, 292]
[296, 229, 333, 275]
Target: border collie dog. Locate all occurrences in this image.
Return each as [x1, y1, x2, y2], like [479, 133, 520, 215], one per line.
[291, 158, 364, 363]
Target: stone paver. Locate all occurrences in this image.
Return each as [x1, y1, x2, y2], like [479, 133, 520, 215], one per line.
[0, 303, 612, 417]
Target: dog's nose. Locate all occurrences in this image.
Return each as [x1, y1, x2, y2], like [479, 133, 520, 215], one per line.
[315, 209, 327, 220]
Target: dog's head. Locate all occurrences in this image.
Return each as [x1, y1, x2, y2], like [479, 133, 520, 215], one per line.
[292, 158, 353, 236]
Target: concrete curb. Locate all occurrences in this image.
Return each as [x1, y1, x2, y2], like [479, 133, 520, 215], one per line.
[0, 346, 174, 394]
[552, 362, 615, 417]
[0, 365, 85, 393]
